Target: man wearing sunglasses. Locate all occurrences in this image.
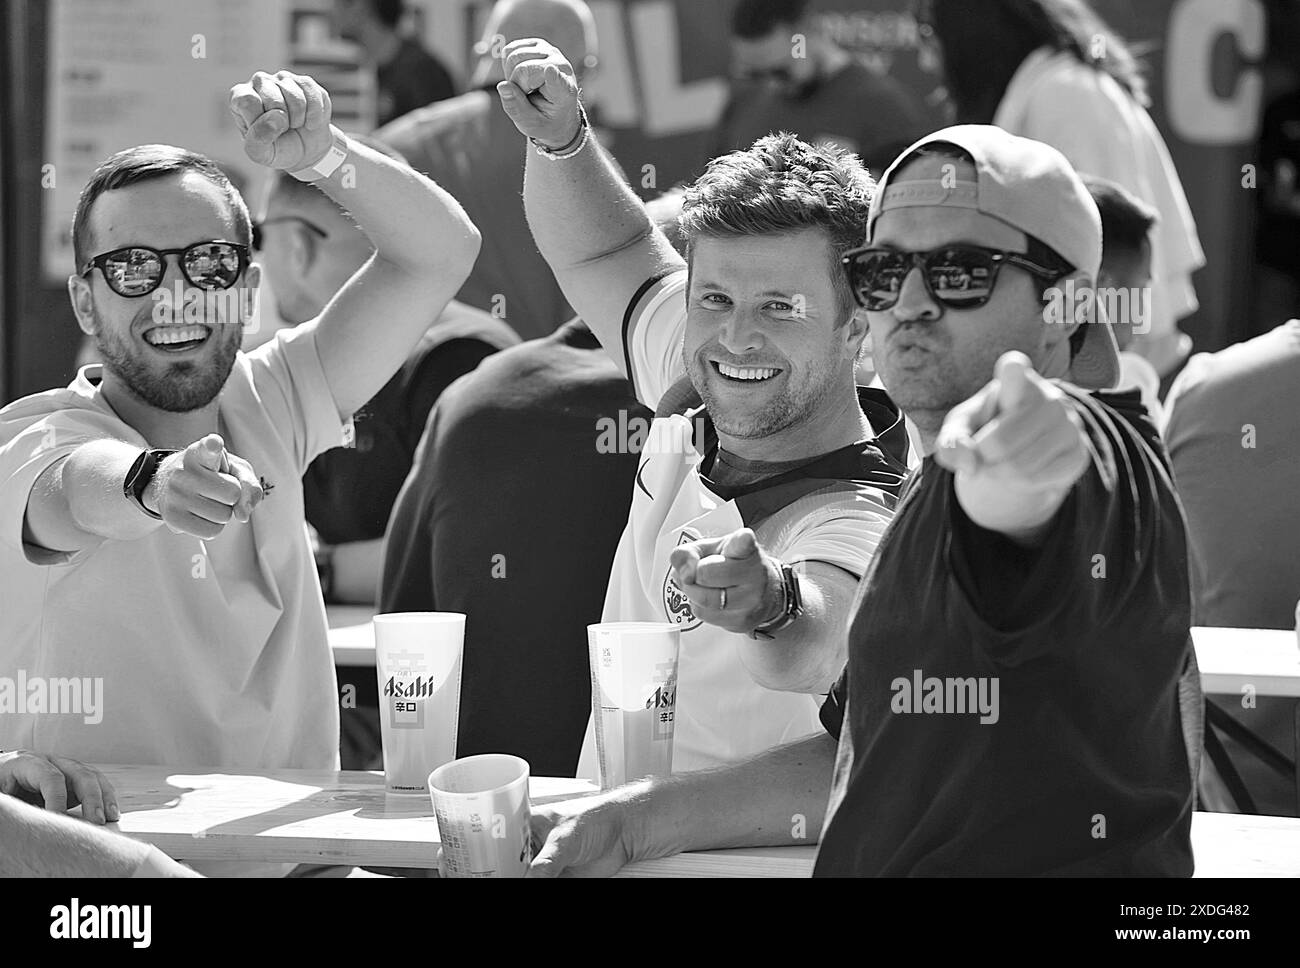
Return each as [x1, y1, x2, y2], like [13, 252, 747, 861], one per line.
[523, 125, 1195, 877]
[0, 70, 479, 873]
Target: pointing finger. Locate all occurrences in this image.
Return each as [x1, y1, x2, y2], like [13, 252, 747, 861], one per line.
[669, 545, 701, 585]
[992, 351, 1044, 415]
[934, 381, 999, 475]
[719, 528, 759, 560]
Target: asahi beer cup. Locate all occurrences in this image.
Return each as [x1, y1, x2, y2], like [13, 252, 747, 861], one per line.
[373, 612, 465, 795]
[428, 754, 532, 878]
[587, 622, 681, 790]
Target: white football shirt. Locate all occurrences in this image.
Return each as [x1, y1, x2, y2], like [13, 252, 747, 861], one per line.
[576, 271, 908, 776]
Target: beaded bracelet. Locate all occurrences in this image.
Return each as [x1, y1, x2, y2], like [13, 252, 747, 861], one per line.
[531, 103, 591, 161]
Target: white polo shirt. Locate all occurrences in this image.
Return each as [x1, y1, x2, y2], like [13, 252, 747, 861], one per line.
[576, 272, 906, 777]
[0, 324, 343, 774]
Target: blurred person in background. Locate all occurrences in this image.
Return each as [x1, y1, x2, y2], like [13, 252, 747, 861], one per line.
[718, 0, 931, 175]
[1164, 318, 1300, 817]
[333, 0, 457, 126]
[378, 0, 598, 341]
[1254, 43, 1300, 335]
[1082, 174, 1162, 425]
[254, 134, 518, 607]
[920, 0, 1204, 380]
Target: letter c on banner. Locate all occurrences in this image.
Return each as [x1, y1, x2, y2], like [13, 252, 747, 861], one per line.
[1166, 0, 1264, 145]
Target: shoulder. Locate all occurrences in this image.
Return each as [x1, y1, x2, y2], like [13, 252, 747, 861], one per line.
[1165, 321, 1300, 425]
[375, 91, 491, 153]
[0, 374, 125, 446]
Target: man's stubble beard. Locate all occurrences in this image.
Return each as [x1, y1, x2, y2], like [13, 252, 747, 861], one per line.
[686, 342, 843, 441]
[94, 309, 241, 413]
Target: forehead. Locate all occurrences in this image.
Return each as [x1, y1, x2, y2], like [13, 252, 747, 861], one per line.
[871, 154, 1027, 250]
[87, 171, 239, 253]
[870, 206, 1027, 252]
[690, 229, 838, 291]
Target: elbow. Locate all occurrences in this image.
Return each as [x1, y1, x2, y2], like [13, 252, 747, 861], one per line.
[446, 222, 482, 280]
[742, 648, 831, 696]
[741, 631, 844, 695]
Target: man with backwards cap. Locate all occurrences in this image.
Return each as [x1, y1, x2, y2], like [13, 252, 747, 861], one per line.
[525, 125, 1196, 877]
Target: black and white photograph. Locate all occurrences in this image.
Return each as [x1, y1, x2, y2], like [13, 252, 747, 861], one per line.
[0, 0, 1296, 948]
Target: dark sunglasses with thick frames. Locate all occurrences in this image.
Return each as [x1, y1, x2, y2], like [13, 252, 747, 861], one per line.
[81, 240, 249, 298]
[841, 244, 1067, 312]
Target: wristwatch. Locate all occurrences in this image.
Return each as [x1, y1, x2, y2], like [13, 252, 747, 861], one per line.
[289, 127, 348, 183]
[123, 448, 177, 520]
[750, 561, 804, 640]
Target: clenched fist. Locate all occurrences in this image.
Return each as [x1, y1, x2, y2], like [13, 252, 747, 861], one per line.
[935, 352, 1091, 540]
[229, 70, 335, 171]
[496, 39, 583, 150]
[668, 528, 784, 635]
[145, 433, 264, 540]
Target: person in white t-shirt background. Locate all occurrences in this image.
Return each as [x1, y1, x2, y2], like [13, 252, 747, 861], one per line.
[0, 70, 480, 874]
[919, 0, 1205, 380]
[496, 39, 909, 773]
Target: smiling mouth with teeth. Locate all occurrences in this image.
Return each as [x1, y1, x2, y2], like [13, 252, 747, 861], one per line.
[714, 361, 782, 382]
[142, 325, 212, 351]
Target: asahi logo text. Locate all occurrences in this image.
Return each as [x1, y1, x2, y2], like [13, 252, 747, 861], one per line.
[890, 669, 1000, 725]
[383, 676, 441, 699]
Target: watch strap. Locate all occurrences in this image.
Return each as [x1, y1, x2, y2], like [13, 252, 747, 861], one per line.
[124, 448, 177, 520]
[750, 562, 804, 640]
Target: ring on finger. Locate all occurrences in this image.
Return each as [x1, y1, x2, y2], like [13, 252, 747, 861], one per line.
[719, 588, 727, 611]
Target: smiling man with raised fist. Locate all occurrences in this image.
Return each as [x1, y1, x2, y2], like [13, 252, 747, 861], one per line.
[0, 69, 479, 874]
[526, 126, 1196, 878]
[497, 38, 910, 775]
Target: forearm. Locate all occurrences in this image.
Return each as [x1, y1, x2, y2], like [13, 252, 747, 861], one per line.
[739, 565, 853, 694]
[309, 136, 481, 417]
[0, 795, 178, 877]
[24, 440, 159, 551]
[524, 135, 656, 271]
[522, 135, 683, 356]
[316, 128, 479, 279]
[328, 537, 382, 605]
[631, 733, 838, 856]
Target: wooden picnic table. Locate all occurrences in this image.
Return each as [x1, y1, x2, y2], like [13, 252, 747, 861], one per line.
[95, 764, 1300, 876]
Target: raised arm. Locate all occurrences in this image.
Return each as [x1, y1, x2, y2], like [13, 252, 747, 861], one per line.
[496, 40, 683, 374]
[229, 71, 481, 418]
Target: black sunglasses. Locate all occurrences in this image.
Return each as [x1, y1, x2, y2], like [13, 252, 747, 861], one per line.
[251, 215, 329, 251]
[81, 241, 249, 298]
[842, 244, 1064, 311]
